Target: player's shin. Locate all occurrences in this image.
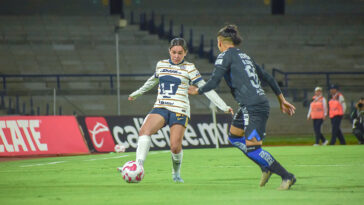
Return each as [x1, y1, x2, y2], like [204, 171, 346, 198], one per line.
[171, 150, 183, 175]
[136, 135, 151, 166]
[246, 145, 291, 179]
[171, 150, 184, 182]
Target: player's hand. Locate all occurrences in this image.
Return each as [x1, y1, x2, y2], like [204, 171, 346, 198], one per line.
[280, 100, 296, 116]
[188, 86, 199, 95]
[225, 107, 234, 115]
[128, 96, 135, 101]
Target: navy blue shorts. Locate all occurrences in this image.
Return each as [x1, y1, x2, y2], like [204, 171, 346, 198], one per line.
[149, 108, 189, 127]
[232, 105, 269, 141]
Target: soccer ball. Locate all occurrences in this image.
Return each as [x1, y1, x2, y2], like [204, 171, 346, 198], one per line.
[118, 161, 144, 183]
[114, 144, 126, 153]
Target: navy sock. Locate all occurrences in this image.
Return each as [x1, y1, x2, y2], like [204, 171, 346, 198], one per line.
[228, 134, 269, 172]
[269, 160, 292, 179]
[246, 145, 291, 179]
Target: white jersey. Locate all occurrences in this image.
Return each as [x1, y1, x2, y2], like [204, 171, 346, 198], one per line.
[129, 59, 231, 118]
[153, 59, 202, 117]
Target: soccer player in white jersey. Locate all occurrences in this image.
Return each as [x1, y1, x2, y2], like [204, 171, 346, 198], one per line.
[128, 38, 233, 183]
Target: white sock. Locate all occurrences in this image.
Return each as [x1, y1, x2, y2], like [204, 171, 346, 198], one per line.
[136, 135, 151, 166]
[171, 150, 183, 176]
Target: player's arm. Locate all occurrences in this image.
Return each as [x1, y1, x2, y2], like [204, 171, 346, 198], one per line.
[195, 79, 233, 114]
[254, 64, 295, 116]
[189, 52, 230, 95]
[255, 63, 282, 96]
[128, 74, 159, 101]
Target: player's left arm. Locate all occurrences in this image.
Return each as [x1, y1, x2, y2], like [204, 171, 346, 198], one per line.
[254, 64, 296, 116]
[254, 63, 282, 96]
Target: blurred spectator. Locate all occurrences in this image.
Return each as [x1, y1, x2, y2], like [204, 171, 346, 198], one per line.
[328, 84, 346, 145]
[307, 87, 328, 146]
[351, 97, 364, 144]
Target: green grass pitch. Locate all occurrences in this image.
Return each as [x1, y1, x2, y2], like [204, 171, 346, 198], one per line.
[1, 145, 364, 205]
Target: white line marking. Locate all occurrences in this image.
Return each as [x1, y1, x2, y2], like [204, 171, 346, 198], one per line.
[84, 155, 130, 161]
[18, 151, 169, 167]
[20, 161, 66, 167]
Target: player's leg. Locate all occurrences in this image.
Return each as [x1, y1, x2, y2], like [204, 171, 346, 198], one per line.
[244, 110, 295, 190]
[228, 108, 271, 186]
[136, 111, 166, 166]
[169, 113, 188, 183]
[169, 123, 186, 183]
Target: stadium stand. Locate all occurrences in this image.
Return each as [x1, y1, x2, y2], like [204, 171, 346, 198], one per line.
[0, 0, 362, 135]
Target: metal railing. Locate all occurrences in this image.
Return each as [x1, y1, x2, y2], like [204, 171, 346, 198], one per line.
[272, 68, 364, 88]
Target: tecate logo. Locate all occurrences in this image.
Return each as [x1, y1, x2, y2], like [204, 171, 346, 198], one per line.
[0, 120, 48, 153]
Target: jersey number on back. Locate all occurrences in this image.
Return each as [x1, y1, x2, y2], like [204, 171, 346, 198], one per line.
[239, 53, 264, 95]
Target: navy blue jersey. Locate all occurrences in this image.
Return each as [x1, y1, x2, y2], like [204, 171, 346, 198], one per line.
[199, 47, 282, 108]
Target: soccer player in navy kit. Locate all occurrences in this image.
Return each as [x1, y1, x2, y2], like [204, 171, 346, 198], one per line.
[189, 25, 296, 190]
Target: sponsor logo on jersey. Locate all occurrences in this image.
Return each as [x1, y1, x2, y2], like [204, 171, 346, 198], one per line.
[159, 100, 175, 106]
[160, 69, 181, 74]
[215, 59, 223, 65]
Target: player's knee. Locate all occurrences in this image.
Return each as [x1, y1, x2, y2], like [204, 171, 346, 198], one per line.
[228, 133, 247, 153]
[170, 144, 182, 154]
[139, 127, 152, 136]
[230, 125, 244, 136]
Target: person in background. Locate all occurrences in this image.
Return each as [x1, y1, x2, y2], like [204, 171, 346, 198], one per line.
[328, 84, 346, 145]
[307, 87, 329, 146]
[351, 97, 364, 144]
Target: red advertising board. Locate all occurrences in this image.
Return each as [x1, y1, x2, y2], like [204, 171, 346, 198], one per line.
[0, 116, 89, 156]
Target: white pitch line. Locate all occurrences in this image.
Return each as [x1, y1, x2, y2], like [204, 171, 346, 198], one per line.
[18, 151, 170, 167]
[20, 161, 66, 167]
[84, 154, 130, 161]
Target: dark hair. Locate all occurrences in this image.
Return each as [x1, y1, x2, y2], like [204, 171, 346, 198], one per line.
[217, 24, 242, 45]
[169, 38, 188, 52]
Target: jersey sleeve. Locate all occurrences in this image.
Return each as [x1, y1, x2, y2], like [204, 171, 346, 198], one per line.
[254, 63, 282, 96]
[129, 62, 160, 99]
[188, 64, 203, 85]
[198, 51, 230, 94]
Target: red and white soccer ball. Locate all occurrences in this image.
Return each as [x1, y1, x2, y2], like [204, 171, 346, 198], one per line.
[114, 144, 126, 153]
[118, 161, 144, 183]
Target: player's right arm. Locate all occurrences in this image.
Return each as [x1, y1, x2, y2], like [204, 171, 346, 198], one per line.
[196, 52, 230, 94]
[128, 74, 159, 101]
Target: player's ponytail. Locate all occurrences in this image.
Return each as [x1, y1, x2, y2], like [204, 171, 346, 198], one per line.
[169, 38, 188, 52]
[217, 24, 242, 46]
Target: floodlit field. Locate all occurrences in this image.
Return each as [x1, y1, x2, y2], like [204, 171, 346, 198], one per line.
[1, 145, 364, 205]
